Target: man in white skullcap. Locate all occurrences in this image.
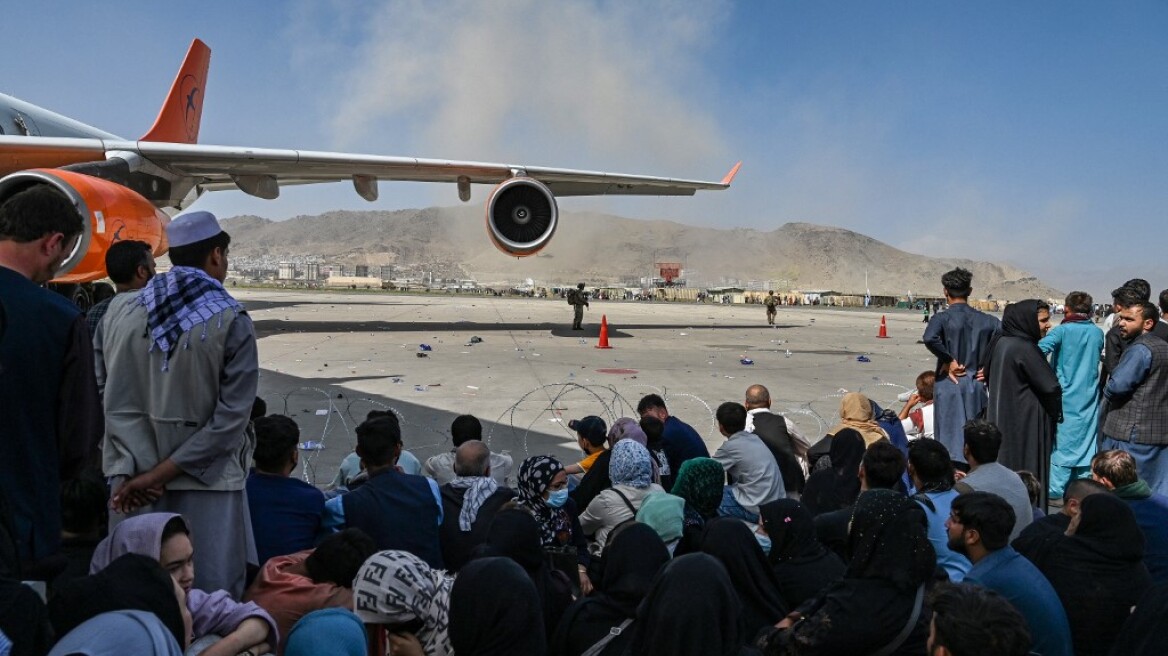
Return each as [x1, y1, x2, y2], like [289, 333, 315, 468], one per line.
[94, 210, 258, 597]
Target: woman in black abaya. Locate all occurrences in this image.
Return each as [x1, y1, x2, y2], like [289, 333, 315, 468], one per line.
[1031, 493, 1151, 656]
[984, 299, 1062, 509]
[757, 489, 935, 656]
[625, 553, 760, 656]
[699, 518, 788, 638]
[550, 523, 670, 656]
[450, 557, 547, 656]
[799, 429, 866, 517]
[758, 500, 845, 609]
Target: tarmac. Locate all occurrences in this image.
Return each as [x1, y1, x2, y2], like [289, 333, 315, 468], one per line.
[242, 289, 949, 487]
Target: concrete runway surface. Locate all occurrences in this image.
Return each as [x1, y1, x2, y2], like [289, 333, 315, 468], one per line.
[243, 289, 946, 487]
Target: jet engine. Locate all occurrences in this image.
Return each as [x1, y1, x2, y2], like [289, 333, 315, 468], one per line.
[0, 169, 170, 284]
[485, 177, 558, 257]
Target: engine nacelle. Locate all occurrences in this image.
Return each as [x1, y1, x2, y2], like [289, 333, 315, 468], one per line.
[0, 169, 170, 283]
[485, 177, 558, 257]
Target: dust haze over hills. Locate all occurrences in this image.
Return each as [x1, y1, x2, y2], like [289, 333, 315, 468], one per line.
[221, 207, 1062, 300]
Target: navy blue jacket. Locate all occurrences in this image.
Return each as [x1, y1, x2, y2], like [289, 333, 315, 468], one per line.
[341, 469, 443, 569]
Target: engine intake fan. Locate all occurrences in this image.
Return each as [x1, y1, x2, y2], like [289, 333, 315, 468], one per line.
[485, 177, 558, 257]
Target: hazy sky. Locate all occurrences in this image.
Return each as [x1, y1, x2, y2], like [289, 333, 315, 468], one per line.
[2, 1, 1165, 297]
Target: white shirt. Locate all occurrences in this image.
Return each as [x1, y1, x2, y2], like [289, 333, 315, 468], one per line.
[745, 407, 808, 446]
[901, 403, 935, 440]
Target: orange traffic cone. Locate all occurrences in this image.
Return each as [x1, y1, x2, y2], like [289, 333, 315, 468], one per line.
[877, 315, 889, 339]
[596, 315, 613, 349]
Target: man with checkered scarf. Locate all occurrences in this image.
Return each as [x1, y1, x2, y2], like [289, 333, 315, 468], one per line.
[94, 210, 258, 598]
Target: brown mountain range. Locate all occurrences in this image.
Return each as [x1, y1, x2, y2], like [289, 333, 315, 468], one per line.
[220, 206, 1060, 299]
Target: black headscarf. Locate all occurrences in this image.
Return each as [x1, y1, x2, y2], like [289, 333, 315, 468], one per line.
[597, 522, 671, 616]
[801, 429, 865, 515]
[699, 518, 788, 637]
[627, 554, 746, 656]
[983, 299, 1042, 381]
[759, 500, 824, 563]
[1039, 493, 1151, 656]
[48, 553, 186, 650]
[482, 509, 571, 640]
[449, 557, 547, 656]
[0, 579, 53, 656]
[845, 489, 936, 593]
[1052, 492, 1146, 571]
[758, 500, 846, 609]
[550, 523, 670, 656]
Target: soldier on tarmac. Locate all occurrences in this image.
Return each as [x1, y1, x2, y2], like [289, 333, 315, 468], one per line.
[765, 290, 779, 325]
[568, 282, 589, 330]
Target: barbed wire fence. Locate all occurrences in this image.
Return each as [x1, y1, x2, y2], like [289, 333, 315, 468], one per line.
[274, 379, 913, 486]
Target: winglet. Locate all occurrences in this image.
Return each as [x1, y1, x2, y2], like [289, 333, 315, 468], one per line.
[140, 39, 211, 143]
[721, 161, 743, 187]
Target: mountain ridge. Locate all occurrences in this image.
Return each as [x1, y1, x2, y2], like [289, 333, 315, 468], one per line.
[219, 207, 1061, 299]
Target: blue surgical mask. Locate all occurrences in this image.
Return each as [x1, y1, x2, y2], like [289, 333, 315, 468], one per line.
[546, 489, 569, 508]
[755, 530, 772, 555]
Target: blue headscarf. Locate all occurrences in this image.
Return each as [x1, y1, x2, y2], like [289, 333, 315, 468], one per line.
[285, 609, 367, 656]
[610, 440, 652, 489]
[48, 610, 182, 656]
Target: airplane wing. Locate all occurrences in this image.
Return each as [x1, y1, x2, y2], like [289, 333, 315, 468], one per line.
[0, 135, 739, 201]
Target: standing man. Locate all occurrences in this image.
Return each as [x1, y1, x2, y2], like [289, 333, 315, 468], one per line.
[922, 268, 1001, 469]
[0, 184, 103, 577]
[1101, 301, 1168, 496]
[764, 291, 778, 325]
[1037, 292, 1104, 504]
[95, 211, 258, 598]
[85, 240, 155, 336]
[568, 282, 589, 330]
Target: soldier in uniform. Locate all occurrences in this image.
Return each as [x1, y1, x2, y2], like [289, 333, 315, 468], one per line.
[569, 282, 589, 330]
[765, 290, 779, 325]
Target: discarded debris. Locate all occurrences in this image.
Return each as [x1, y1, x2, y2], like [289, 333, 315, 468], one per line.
[740, 358, 755, 365]
[419, 344, 433, 351]
[416, 352, 428, 358]
[299, 441, 324, 451]
[856, 355, 871, 363]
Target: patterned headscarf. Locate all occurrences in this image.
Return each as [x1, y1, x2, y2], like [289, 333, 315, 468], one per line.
[846, 489, 936, 593]
[517, 455, 572, 546]
[671, 458, 725, 518]
[609, 440, 653, 489]
[448, 476, 499, 532]
[353, 551, 453, 656]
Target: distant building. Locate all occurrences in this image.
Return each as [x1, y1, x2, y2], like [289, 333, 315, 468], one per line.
[355, 265, 369, 278]
[305, 263, 321, 281]
[278, 262, 296, 280]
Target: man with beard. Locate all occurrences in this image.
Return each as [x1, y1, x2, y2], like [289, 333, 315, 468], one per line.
[947, 492, 1073, 656]
[1102, 301, 1168, 496]
[0, 184, 103, 578]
